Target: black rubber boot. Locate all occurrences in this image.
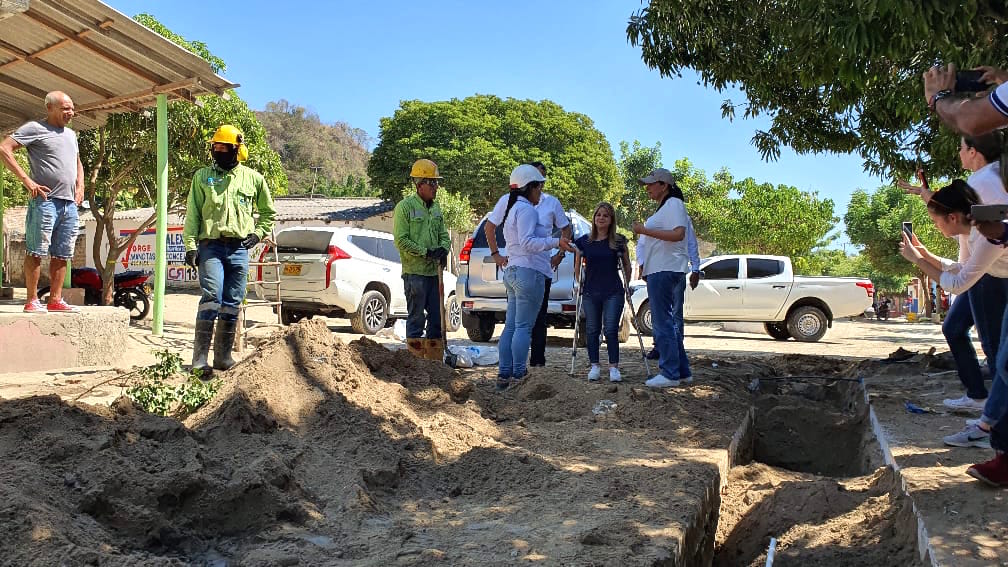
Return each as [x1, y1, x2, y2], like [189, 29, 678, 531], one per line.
[192, 319, 215, 379]
[212, 318, 238, 371]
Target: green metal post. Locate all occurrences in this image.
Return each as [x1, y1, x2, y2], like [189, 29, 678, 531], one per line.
[152, 94, 168, 335]
[0, 174, 4, 287]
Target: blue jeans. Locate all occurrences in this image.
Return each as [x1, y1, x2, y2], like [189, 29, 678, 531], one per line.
[583, 292, 624, 365]
[989, 301, 1008, 451]
[647, 271, 690, 380]
[970, 275, 1008, 400]
[25, 197, 78, 259]
[196, 239, 248, 322]
[403, 274, 441, 339]
[498, 266, 545, 379]
[944, 290, 986, 399]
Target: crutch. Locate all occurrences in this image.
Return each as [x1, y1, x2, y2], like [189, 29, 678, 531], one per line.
[619, 260, 652, 376]
[569, 254, 586, 376]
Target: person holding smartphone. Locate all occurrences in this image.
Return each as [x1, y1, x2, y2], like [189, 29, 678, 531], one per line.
[899, 132, 1008, 419]
[899, 180, 1008, 486]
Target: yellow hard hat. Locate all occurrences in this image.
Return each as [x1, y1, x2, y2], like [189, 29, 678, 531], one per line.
[410, 158, 442, 179]
[210, 124, 249, 162]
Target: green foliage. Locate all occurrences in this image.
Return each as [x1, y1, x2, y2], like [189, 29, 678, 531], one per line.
[0, 153, 30, 208]
[125, 349, 220, 416]
[399, 186, 474, 233]
[797, 249, 907, 292]
[177, 373, 221, 414]
[368, 95, 622, 217]
[642, 157, 837, 259]
[616, 140, 663, 229]
[844, 182, 958, 284]
[134, 14, 226, 73]
[625, 1, 1008, 180]
[256, 99, 372, 196]
[695, 178, 838, 257]
[126, 349, 181, 416]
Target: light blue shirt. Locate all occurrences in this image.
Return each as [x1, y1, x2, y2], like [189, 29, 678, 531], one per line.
[502, 197, 560, 277]
[685, 217, 700, 273]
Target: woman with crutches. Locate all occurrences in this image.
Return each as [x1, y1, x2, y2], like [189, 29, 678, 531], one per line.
[633, 168, 691, 388]
[497, 164, 576, 390]
[573, 203, 633, 382]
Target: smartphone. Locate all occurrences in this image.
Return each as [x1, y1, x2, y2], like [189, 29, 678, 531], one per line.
[902, 221, 914, 238]
[955, 70, 989, 93]
[971, 204, 1008, 222]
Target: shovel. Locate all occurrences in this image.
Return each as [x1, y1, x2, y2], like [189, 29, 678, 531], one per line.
[438, 265, 459, 368]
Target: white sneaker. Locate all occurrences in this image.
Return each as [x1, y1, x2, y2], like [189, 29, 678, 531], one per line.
[943, 394, 986, 412]
[609, 367, 622, 382]
[645, 374, 680, 388]
[943, 423, 991, 448]
[587, 365, 601, 382]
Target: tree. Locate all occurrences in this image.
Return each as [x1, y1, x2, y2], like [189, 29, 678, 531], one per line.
[256, 99, 372, 195]
[76, 14, 287, 304]
[625, 2, 1008, 180]
[616, 140, 662, 230]
[694, 178, 838, 258]
[844, 182, 957, 290]
[368, 95, 622, 217]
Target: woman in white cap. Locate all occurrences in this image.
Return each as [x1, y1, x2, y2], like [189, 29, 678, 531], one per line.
[633, 168, 691, 388]
[496, 164, 576, 390]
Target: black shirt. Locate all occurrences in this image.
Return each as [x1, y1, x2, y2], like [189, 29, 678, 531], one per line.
[575, 235, 624, 298]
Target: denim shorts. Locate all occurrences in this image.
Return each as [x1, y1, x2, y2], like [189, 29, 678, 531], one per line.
[25, 197, 78, 259]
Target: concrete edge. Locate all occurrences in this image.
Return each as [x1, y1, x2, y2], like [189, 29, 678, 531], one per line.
[863, 385, 940, 567]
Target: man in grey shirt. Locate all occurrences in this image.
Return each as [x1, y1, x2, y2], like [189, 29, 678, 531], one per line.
[0, 91, 85, 313]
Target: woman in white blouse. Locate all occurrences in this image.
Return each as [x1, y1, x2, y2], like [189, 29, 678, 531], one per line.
[900, 179, 1008, 455]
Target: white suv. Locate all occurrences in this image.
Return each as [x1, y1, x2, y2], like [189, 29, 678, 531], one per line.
[254, 226, 460, 335]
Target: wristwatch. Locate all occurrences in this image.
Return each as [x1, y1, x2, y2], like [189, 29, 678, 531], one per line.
[929, 89, 954, 112]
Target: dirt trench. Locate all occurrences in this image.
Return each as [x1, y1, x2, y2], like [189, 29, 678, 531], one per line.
[713, 375, 925, 567]
[0, 321, 928, 566]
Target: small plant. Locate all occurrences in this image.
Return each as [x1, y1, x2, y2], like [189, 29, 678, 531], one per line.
[177, 374, 220, 414]
[125, 349, 220, 416]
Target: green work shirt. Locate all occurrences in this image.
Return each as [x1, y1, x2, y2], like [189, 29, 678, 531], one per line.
[393, 193, 450, 277]
[183, 163, 276, 251]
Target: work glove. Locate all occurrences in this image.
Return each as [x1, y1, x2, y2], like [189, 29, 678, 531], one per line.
[241, 233, 260, 249]
[185, 250, 199, 270]
[426, 247, 449, 260]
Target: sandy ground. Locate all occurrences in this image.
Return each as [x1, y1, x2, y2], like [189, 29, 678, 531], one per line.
[0, 289, 1005, 565]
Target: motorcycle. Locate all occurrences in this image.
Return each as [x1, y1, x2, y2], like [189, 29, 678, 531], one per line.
[37, 267, 152, 321]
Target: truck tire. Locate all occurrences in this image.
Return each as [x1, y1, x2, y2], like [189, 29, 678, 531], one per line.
[764, 322, 791, 341]
[350, 290, 388, 335]
[786, 306, 828, 342]
[465, 313, 496, 342]
[635, 300, 653, 336]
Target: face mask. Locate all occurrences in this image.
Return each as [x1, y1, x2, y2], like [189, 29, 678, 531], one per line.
[212, 147, 239, 170]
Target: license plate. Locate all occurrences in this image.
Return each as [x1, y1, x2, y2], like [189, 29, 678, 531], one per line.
[283, 263, 302, 276]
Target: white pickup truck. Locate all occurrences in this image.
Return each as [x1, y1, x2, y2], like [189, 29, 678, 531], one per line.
[629, 255, 874, 342]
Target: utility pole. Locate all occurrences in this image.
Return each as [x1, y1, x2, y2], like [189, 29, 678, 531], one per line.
[308, 166, 323, 200]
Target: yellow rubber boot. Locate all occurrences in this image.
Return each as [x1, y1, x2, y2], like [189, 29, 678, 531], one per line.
[406, 338, 425, 358]
[426, 339, 444, 362]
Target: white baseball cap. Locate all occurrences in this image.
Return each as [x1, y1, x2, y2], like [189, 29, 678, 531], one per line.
[638, 168, 675, 185]
[509, 164, 547, 189]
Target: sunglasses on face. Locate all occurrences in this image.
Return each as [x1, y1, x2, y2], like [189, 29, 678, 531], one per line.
[421, 179, 439, 187]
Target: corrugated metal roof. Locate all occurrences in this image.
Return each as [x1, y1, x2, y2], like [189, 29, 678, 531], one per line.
[0, 0, 237, 134]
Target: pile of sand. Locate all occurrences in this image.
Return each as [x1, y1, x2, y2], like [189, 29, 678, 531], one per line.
[0, 320, 498, 565]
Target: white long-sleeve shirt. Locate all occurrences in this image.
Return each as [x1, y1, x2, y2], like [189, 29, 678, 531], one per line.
[502, 197, 560, 277]
[938, 227, 1008, 293]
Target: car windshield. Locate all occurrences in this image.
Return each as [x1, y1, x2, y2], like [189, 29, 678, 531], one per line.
[472, 212, 589, 248]
[275, 230, 331, 253]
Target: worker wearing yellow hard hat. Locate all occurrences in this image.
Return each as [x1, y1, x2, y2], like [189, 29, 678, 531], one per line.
[394, 158, 451, 360]
[182, 124, 275, 377]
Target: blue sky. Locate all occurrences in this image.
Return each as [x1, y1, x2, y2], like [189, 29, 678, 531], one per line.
[107, 1, 886, 250]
